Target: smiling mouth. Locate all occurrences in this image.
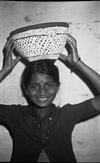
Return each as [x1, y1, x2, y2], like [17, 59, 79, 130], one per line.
[37, 97, 49, 102]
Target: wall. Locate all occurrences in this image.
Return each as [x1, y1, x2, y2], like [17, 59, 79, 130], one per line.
[0, 1, 100, 162]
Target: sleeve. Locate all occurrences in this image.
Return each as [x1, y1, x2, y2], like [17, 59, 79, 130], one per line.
[63, 99, 99, 124]
[0, 104, 11, 122]
[0, 104, 18, 130]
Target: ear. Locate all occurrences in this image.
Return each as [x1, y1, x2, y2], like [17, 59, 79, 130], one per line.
[25, 88, 29, 96]
[56, 84, 60, 93]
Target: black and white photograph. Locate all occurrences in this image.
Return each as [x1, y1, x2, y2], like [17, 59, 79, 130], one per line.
[0, 1, 100, 162]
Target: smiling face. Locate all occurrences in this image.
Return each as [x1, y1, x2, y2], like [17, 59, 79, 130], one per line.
[27, 73, 59, 108]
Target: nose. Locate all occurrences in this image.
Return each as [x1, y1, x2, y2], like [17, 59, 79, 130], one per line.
[39, 85, 47, 96]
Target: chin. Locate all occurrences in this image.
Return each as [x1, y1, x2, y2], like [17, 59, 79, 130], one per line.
[31, 100, 53, 108]
[34, 102, 51, 108]
[30, 97, 55, 108]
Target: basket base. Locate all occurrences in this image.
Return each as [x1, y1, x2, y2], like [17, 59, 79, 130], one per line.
[25, 53, 60, 62]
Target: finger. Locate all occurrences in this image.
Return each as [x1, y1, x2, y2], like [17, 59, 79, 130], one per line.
[66, 34, 77, 47]
[4, 38, 14, 56]
[66, 33, 76, 43]
[15, 56, 21, 63]
[4, 37, 13, 50]
[66, 37, 79, 61]
[6, 42, 14, 57]
[10, 44, 15, 53]
[7, 40, 14, 52]
[12, 56, 21, 68]
[66, 36, 77, 52]
[65, 37, 79, 59]
[5, 46, 15, 64]
[59, 53, 69, 61]
[66, 37, 76, 48]
[66, 37, 74, 50]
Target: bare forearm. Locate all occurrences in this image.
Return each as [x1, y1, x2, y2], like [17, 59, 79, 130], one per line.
[61, 33, 100, 112]
[75, 59, 100, 92]
[74, 59, 100, 111]
[0, 68, 10, 83]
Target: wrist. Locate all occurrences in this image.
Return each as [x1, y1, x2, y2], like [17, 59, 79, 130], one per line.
[74, 57, 81, 65]
[71, 57, 82, 73]
[1, 67, 11, 76]
[0, 67, 12, 83]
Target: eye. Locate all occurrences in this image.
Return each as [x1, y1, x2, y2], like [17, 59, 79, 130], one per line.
[28, 83, 39, 90]
[45, 82, 56, 88]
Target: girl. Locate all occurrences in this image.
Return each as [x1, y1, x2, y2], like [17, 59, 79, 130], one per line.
[0, 34, 100, 162]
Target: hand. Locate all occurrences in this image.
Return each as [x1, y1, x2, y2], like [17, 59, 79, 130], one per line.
[59, 34, 80, 65]
[2, 37, 21, 74]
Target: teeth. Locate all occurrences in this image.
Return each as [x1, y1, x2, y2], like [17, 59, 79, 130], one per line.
[38, 98, 48, 102]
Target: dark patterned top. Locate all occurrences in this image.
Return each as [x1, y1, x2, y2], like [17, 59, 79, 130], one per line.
[0, 100, 99, 162]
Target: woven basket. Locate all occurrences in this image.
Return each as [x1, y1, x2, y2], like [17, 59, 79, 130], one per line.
[10, 22, 69, 61]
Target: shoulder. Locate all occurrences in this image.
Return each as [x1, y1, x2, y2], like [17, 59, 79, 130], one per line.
[57, 103, 72, 119]
[0, 104, 29, 114]
[61, 99, 96, 113]
[59, 99, 99, 124]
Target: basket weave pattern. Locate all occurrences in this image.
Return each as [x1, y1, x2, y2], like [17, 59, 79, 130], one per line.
[11, 25, 68, 61]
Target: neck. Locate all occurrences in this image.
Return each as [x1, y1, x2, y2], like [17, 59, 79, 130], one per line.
[36, 107, 50, 119]
[30, 104, 52, 119]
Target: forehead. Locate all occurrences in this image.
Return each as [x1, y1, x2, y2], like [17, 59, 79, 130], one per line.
[29, 73, 55, 83]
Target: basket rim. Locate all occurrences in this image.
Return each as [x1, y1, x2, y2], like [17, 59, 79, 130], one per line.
[10, 22, 69, 37]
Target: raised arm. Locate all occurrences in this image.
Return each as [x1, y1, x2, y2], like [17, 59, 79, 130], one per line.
[59, 34, 100, 112]
[0, 38, 21, 82]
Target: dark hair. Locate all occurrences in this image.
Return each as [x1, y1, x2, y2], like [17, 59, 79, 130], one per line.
[21, 59, 60, 91]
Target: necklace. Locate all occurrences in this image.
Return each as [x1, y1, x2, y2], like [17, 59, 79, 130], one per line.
[33, 105, 53, 151]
